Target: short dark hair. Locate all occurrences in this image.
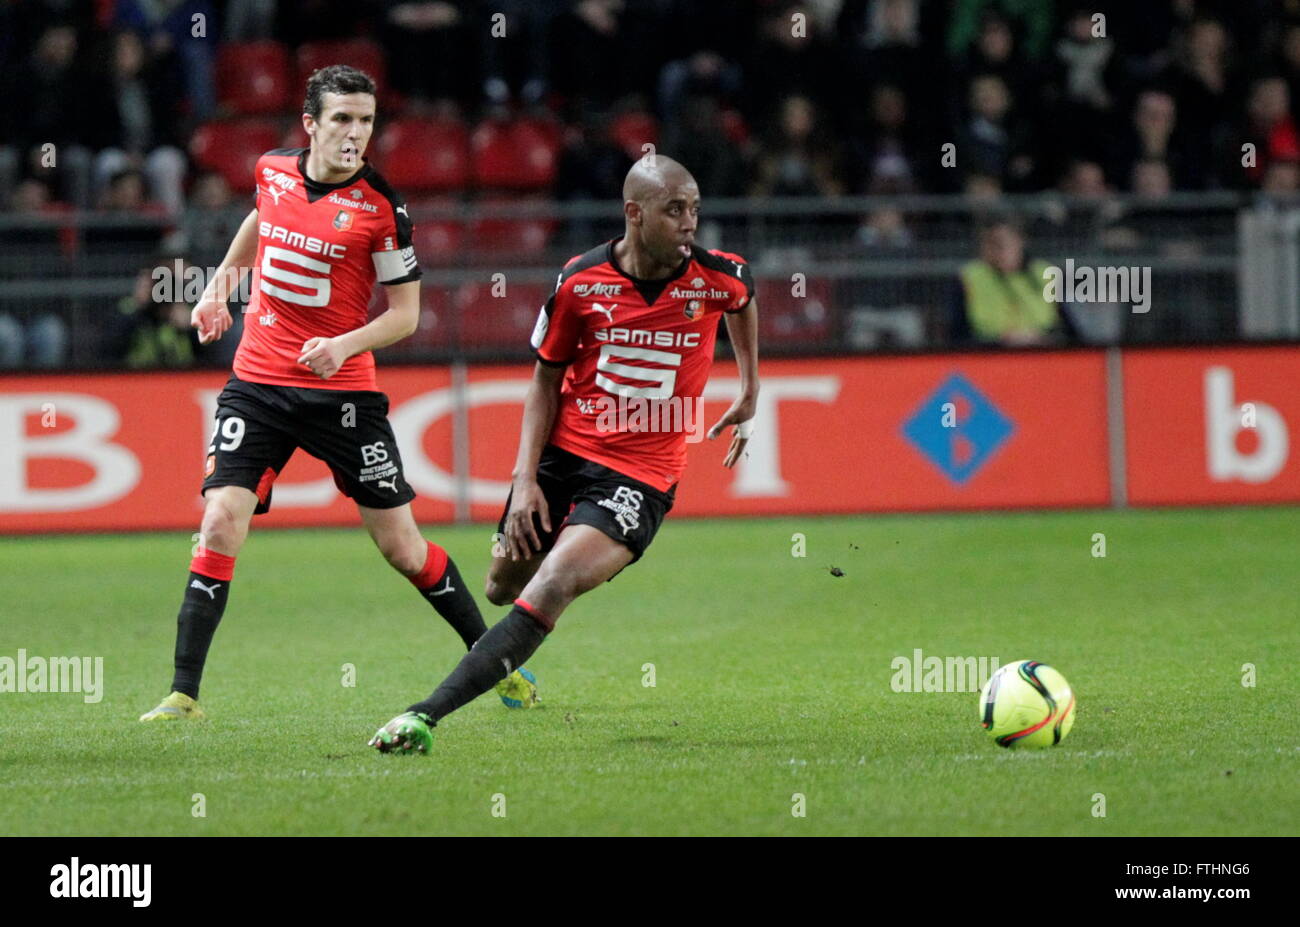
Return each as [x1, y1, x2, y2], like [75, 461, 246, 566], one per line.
[303, 65, 377, 119]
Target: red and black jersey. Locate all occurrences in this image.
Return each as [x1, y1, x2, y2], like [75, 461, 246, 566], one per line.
[530, 237, 755, 491]
[233, 148, 420, 392]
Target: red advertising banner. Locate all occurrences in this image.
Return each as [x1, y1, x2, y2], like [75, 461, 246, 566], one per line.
[1124, 345, 1300, 505]
[0, 353, 1113, 533]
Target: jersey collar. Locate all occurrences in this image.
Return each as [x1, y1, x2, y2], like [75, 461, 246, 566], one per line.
[606, 237, 691, 306]
[298, 149, 371, 203]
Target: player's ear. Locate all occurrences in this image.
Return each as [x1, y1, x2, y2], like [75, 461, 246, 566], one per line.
[302, 112, 315, 138]
[624, 201, 641, 227]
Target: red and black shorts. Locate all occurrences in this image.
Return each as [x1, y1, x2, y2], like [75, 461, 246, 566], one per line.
[201, 375, 416, 513]
[497, 444, 675, 565]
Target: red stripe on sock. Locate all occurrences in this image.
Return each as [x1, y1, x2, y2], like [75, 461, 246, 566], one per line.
[190, 549, 236, 582]
[410, 541, 449, 589]
[514, 598, 554, 632]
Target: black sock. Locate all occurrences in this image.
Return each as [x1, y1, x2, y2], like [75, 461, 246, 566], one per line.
[417, 556, 488, 649]
[170, 572, 231, 699]
[408, 605, 548, 722]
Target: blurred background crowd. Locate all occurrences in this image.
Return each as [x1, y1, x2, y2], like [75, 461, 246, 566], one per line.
[2, 0, 1299, 369]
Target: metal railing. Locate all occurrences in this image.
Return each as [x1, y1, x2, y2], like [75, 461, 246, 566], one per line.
[0, 191, 1290, 371]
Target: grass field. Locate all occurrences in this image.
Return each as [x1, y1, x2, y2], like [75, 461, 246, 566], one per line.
[1, 508, 1296, 836]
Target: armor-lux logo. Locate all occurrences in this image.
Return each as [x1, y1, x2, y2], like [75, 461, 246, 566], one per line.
[328, 192, 377, 213]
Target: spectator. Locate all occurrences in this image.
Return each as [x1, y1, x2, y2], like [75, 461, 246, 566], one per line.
[659, 94, 749, 198]
[956, 74, 1034, 188]
[380, 1, 477, 109]
[1161, 18, 1235, 188]
[108, 261, 204, 369]
[1108, 89, 1191, 191]
[86, 31, 188, 216]
[948, 0, 1055, 63]
[949, 214, 1078, 347]
[846, 84, 922, 194]
[112, 0, 217, 120]
[6, 23, 94, 208]
[176, 172, 243, 266]
[750, 95, 844, 197]
[0, 180, 69, 368]
[1228, 76, 1300, 189]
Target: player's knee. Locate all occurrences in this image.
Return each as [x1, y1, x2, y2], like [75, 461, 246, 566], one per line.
[199, 500, 242, 553]
[378, 534, 424, 575]
[484, 575, 520, 607]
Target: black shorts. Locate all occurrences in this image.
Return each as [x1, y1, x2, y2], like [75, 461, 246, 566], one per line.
[201, 375, 416, 514]
[497, 444, 675, 564]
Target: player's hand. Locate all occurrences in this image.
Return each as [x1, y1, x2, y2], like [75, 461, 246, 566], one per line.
[191, 300, 232, 345]
[503, 479, 551, 561]
[297, 337, 348, 379]
[707, 395, 757, 469]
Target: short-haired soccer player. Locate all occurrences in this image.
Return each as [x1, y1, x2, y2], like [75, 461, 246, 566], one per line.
[370, 154, 759, 753]
[140, 65, 538, 722]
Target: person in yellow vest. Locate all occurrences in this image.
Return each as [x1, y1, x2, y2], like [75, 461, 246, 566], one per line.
[950, 214, 1079, 347]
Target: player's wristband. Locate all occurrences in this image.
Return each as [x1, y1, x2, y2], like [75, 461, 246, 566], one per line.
[736, 420, 754, 439]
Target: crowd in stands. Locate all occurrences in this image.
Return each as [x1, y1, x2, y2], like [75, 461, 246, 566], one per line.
[1, 0, 1297, 366]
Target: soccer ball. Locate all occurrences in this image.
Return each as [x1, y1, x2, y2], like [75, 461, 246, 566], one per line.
[978, 660, 1076, 748]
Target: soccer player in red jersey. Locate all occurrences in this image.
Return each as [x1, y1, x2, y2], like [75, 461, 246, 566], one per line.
[371, 153, 759, 753]
[140, 66, 538, 722]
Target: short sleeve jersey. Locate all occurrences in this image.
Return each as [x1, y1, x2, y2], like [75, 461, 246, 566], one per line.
[233, 148, 420, 391]
[530, 238, 754, 491]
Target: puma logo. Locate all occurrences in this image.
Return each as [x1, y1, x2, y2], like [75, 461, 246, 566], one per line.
[426, 577, 455, 597]
[591, 302, 616, 323]
[190, 579, 222, 600]
[377, 478, 398, 493]
[265, 185, 286, 205]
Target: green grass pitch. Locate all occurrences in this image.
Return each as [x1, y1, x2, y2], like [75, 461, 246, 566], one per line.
[1, 508, 1296, 836]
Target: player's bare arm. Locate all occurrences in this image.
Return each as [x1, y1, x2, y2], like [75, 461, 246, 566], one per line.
[503, 360, 566, 560]
[707, 296, 760, 468]
[297, 279, 419, 379]
[192, 208, 259, 344]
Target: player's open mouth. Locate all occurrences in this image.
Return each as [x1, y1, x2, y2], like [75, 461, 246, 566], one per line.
[677, 243, 692, 258]
[340, 144, 358, 164]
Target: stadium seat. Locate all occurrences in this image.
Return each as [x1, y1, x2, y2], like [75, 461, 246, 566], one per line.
[216, 41, 294, 116]
[468, 197, 554, 257]
[753, 276, 834, 347]
[190, 119, 285, 191]
[373, 118, 471, 192]
[608, 111, 658, 161]
[410, 216, 465, 265]
[454, 281, 547, 350]
[296, 40, 388, 98]
[280, 123, 309, 149]
[407, 284, 455, 352]
[470, 118, 561, 190]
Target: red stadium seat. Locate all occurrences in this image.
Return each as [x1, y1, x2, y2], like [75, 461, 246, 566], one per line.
[217, 41, 294, 116]
[411, 217, 465, 265]
[753, 276, 834, 346]
[471, 118, 561, 190]
[608, 111, 658, 161]
[373, 118, 471, 192]
[408, 285, 455, 351]
[454, 281, 548, 350]
[190, 119, 285, 191]
[468, 198, 554, 256]
[280, 122, 309, 149]
[296, 40, 388, 99]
